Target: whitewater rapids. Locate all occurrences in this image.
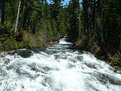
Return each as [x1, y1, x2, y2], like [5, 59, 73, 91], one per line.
[0, 38, 121, 91]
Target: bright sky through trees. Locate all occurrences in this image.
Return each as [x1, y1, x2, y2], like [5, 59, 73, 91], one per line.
[47, 0, 69, 5]
[64, 0, 69, 5]
[47, 0, 82, 5]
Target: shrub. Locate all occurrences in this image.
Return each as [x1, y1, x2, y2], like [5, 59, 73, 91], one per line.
[109, 53, 121, 66]
[2, 36, 18, 51]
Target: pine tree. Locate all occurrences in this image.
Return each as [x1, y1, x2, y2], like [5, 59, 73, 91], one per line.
[68, 0, 80, 42]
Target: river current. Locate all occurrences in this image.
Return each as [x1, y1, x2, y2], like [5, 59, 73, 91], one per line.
[0, 38, 121, 91]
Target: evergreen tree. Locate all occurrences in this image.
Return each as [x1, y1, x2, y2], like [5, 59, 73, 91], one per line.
[68, 0, 80, 42]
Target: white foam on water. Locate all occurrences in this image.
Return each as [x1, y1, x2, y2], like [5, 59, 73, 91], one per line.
[0, 39, 121, 91]
[59, 38, 72, 45]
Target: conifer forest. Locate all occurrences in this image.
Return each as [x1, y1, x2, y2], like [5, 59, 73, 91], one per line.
[0, 0, 121, 82]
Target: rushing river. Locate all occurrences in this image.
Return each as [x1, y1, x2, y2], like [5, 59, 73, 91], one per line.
[0, 38, 121, 91]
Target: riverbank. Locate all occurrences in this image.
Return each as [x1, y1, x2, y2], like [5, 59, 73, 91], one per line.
[74, 35, 121, 71]
[1, 28, 121, 71]
[0, 26, 60, 52]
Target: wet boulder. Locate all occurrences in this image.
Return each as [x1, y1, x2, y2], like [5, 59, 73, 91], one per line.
[14, 49, 33, 58]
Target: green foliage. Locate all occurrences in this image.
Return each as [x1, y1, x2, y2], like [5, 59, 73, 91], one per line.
[109, 53, 121, 66]
[76, 34, 88, 48]
[0, 34, 31, 51]
[1, 36, 18, 51]
[0, 24, 11, 35]
[78, 0, 121, 68]
[88, 39, 100, 54]
[18, 40, 31, 49]
[67, 0, 80, 42]
[1, 0, 121, 70]
[77, 34, 100, 53]
[0, 0, 68, 51]
[5, 0, 18, 23]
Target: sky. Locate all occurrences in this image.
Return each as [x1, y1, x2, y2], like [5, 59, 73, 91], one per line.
[47, 0, 82, 5]
[47, 0, 70, 5]
[64, 0, 70, 5]
[63, 0, 83, 6]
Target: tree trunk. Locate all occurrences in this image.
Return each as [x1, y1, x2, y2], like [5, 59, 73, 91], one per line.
[15, 0, 21, 35]
[100, 0, 104, 42]
[0, 0, 4, 24]
[92, 0, 95, 31]
[83, 0, 89, 34]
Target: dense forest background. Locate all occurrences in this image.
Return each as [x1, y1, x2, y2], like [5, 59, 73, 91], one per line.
[0, 0, 121, 68]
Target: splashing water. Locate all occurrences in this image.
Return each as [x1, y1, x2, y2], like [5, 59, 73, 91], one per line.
[0, 38, 121, 91]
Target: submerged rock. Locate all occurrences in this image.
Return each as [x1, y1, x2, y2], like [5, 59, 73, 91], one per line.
[7, 49, 33, 58]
